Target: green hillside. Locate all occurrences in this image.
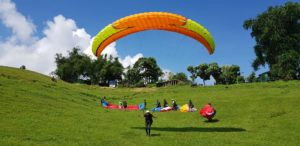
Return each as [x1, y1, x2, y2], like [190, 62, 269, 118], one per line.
[1, 66, 300, 146]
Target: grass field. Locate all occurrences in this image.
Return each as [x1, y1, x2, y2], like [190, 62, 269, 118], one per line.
[1, 66, 300, 146]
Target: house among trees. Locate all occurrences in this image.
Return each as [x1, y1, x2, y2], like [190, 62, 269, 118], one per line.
[156, 79, 180, 87]
[109, 80, 117, 88]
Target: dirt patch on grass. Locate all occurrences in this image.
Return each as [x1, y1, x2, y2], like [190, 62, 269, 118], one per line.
[132, 88, 157, 92]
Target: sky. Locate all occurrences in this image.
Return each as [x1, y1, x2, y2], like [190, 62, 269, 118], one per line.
[0, 0, 298, 84]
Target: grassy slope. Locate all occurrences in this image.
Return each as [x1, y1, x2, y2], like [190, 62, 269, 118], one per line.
[0, 66, 300, 146]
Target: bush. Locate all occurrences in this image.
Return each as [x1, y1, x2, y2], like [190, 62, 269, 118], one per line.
[156, 82, 163, 87]
[134, 80, 145, 87]
[20, 65, 26, 70]
[147, 83, 156, 88]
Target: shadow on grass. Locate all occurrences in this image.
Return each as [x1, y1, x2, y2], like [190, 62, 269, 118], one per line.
[132, 127, 246, 132]
[150, 133, 161, 137]
[204, 119, 220, 123]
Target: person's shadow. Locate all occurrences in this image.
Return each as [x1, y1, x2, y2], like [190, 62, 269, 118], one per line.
[204, 119, 220, 123]
[150, 133, 161, 137]
[132, 126, 246, 133]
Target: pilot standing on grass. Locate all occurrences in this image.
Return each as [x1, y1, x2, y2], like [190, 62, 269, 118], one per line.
[144, 110, 156, 136]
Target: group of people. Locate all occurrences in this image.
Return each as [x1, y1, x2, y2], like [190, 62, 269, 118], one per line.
[155, 99, 195, 111]
[155, 99, 178, 110]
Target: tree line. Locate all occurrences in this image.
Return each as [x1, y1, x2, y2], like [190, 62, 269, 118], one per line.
[54, 48, 164, 87]
[187, 63, 244, 85]
[55, 48, 123, 85]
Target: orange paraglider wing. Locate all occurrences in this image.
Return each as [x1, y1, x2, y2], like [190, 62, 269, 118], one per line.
[92, 12, 215, 57]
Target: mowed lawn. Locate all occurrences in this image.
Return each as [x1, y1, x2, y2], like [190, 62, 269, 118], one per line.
[1, 66, 300, 146]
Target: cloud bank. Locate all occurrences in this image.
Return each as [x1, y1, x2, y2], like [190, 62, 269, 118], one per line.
[0, 0, 142, 75]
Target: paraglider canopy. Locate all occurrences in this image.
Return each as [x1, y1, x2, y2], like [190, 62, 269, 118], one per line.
[92, 12, 215, 57]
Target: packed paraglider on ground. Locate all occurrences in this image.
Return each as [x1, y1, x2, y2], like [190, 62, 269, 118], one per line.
[100, 96, 216, 121]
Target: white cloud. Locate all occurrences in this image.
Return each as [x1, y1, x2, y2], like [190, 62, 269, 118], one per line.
[102, 42, 144, 69]
[101, 42, 119, 58]
[83, 37, 96, 59]
[120, 53, 143, 68]
[0, 0, 91, 74]
[31, 15, 91, 73]
[0, 0, 142, 75]
[0, 0, 35, 43]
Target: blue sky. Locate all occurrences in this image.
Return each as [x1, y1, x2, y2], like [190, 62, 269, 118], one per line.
[0, 0, 298, 83]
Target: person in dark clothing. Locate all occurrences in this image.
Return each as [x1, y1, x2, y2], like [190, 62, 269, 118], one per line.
[172, 99, 178, 110]
[100, 96, 106, 104]
[144, 99, 147, 109]
[123, 100, 127, 110]
[156, 100, 161, 108]
[188, 99, 194, 111]
[144, 110, 156, 136]
[163, 99, 168, 107]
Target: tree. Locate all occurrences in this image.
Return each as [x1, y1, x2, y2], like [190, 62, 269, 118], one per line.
[247, 72, 257, 83]
[187, 66, 197, 83]
[123, 66, 140, 86]
[172, 72, 188, 82]
[220, 66, 230, 85]
[89, 55, 106, 84]
[207, 62, 222, 84]
[55, 48, 82, 83]
[99, 55, 123, 85]
[236, 76, 245, 84]
[196, 64, 210, 86]
[20, 65, 26, 70]
[54, 48, 123, 85]
[133, 57, 162, 84]
[110, 57, 123, 81]
[270, 50, 300, 80]
[243, 2, 300, 80]
[220, 65, 241, 84]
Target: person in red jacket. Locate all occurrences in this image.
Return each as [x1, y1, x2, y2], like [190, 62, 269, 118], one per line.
[199, 103, 216, 121]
